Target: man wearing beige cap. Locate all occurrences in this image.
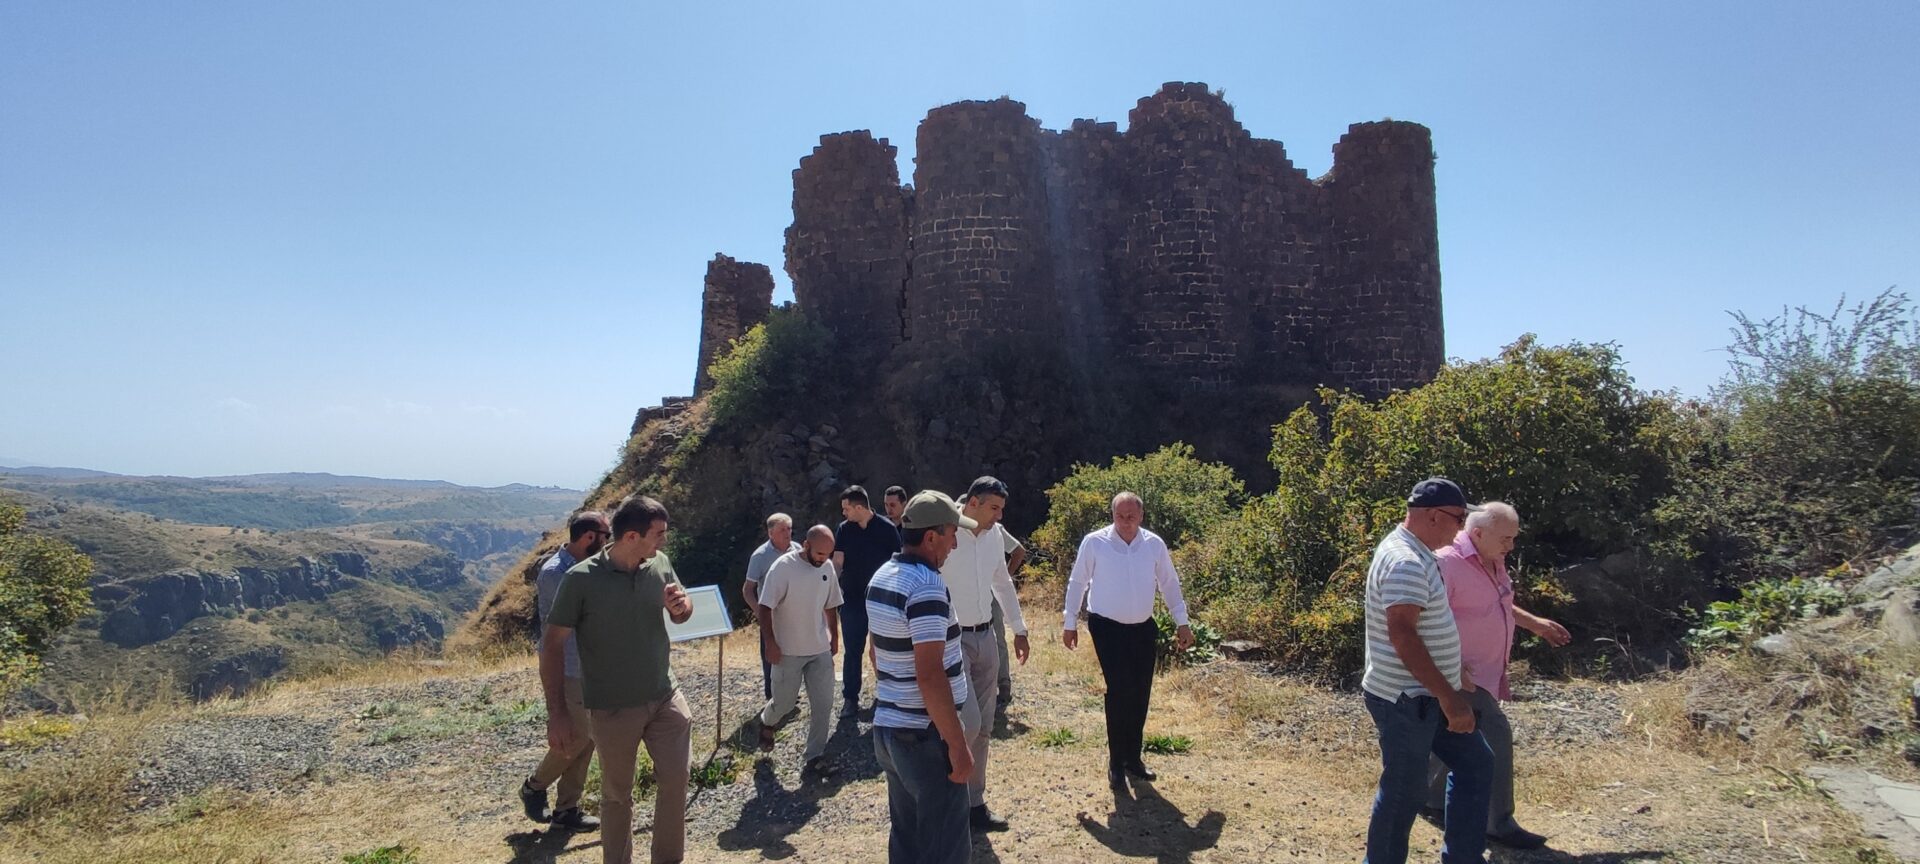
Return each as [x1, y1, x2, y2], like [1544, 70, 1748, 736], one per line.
[867, 490, 976, 864]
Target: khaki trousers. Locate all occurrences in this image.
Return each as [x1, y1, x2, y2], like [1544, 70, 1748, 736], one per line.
[960, 628, 997, 807]
[590, 689, 692, 864]
[530, 676, 594, 809]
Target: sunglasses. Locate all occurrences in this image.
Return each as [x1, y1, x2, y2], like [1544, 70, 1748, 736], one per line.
[1436, 509, 1468, 527]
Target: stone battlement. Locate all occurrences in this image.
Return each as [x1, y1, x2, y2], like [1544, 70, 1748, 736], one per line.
[699, 82, 1443, 398]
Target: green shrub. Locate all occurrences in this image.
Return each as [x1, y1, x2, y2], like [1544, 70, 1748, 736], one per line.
[1142, 733, 1193, 755]
[0, 496, 94, 697]
[1031, 443, 1244, 569]
[342, 846, 418, 864]
[703, 309, 833, 431]
[1153, 612, 1221, 668]
[1036, 727, 1078, 748]
[1684, 576, 1849, 650]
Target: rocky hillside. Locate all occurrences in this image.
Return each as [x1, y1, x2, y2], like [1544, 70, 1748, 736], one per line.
[1, 471, 579, 706]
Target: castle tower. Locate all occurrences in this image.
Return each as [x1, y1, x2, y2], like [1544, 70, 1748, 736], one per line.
[1233, 136, 1325, 373]
[1121, 83, 1250, 386]
[1320, 121, 1444, 397]
[907, 99, 1057, 346]
[692, 254, 774, 395]
[785, 131, 912, 360]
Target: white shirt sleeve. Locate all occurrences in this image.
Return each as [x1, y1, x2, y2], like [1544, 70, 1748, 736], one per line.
[1062, 532, 1097, 631]
[1152, 535, 1189, 627]
[990, 529, 1026, 635]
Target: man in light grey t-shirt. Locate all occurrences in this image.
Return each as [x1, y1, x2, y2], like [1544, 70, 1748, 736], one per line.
[755, 525, 842, 775]
[743, 513, 799, 699]
[1361, 478, 1493, 864]
[517, 509, 610, 832]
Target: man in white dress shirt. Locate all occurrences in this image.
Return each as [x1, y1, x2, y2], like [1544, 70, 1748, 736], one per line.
[1061, 491, 1194, 792]
[938, 476, 1029, 832]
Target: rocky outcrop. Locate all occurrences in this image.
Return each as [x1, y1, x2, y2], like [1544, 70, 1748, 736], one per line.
[390, 522, 544, 562]
[93, 551, 463, 648]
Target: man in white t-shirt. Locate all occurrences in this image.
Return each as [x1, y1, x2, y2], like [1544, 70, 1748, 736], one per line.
[755, 524, 843, 776]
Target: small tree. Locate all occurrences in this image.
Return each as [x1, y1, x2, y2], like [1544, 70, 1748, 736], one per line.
[0, 496, 94, 697]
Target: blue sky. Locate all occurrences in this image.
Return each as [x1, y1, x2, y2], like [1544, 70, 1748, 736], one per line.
[2, 1, 1915, 488]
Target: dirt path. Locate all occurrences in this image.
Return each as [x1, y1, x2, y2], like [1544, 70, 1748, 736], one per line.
[1, 607, 1897, 864]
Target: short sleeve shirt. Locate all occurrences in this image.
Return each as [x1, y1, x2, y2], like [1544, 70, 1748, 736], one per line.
[834, 515, 902, 591]
[1361, 526, 1462, 701]
[866, 553, 968, 729]
[744, 539, 793, 586]
[535, 547, 582, 678]
[547, 549, 681, 710]
[759, 550, 843, 656]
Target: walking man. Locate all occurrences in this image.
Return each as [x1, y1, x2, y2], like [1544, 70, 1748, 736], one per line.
[518, 510, 610, 831]
[883, 485, 909, 528]
[833, 485, 902, 717]
[1362, 477, 1494, 864]
[938, 477, 1030, 831]
[756, 524, 843, 776]
[868, 490, 976, 864]
[1061, 491, 1194, 792]
[541, 495, 695, 864]
[743, 513, 800, 700]
[1425, 502, 1570, 850]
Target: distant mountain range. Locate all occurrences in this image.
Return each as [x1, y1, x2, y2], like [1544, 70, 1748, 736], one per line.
[0, 465, 574, 492]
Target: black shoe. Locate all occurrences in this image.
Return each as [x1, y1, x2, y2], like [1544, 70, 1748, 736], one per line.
[518, 780, 550, 823]
[803, 756, 836, 778]
[549, 807, 600, 832]
[839, 699, 859, 718]
[1488, 827, 1548, 849]
[970, 804, 1010, 832]
[1122, 760, 1156, 781]
[1418, 805, 1444, 827]
[1108, 767, 1129, 792]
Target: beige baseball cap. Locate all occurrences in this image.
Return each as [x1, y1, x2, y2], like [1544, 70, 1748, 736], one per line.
[899, 490, 978, 531]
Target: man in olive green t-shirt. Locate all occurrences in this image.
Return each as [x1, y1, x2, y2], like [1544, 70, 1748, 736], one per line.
[543, 495, 694, 864]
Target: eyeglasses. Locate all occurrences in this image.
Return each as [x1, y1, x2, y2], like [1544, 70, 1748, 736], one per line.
[1436, 509, 1468, 527]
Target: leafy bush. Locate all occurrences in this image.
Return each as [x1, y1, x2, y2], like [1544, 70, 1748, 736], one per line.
[1142, 733, 1193, 755]
[342, 846, 419, 864]
[0, 496, 94, 697]
[1030, 443, 1244, 568]
[1153, 612, 1221, 668]
[703, 308, 833, 431]
[1677, 290, 1920, 579]
[1169, 338, 1696, 676]
[1684, 576, 1849, 650]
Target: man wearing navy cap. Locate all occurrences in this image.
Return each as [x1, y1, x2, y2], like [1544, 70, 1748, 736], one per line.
[1361, 477, 1495, 864]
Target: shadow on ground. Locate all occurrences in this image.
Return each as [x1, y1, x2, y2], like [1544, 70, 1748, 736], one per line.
[1076, 780, 1227, 864]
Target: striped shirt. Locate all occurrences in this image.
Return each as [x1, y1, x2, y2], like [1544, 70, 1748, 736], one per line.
[1361, 525, 1463, 701]
[865, 553, 968, 730]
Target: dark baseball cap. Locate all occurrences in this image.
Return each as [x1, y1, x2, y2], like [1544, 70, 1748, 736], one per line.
[1407, 477, 1481, 511]
[900, 490, 979, 531]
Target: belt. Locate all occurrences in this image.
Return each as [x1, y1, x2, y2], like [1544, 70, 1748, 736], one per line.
[958, 622, 993, 633]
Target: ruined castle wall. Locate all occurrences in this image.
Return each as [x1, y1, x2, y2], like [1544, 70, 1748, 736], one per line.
[1319, 121, 1445, 397]
[785, 131, 912, 360]
[907, 99, 1057, 346]
[1120, 84, 1250, 386]
[1234, 137, 1326, 375]
[693, 254, 774, 395]
[1041, 119, 1126, 370]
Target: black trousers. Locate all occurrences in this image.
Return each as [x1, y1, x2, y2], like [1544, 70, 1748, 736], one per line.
[1087, 613, 1158, 768]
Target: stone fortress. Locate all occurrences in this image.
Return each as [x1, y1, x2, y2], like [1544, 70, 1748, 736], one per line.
[678, 81, 1443, 414]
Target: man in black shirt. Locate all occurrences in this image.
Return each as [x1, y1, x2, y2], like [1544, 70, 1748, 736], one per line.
[832, 485, 902, 718]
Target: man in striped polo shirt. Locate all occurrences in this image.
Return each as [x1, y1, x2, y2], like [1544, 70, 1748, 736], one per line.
[1363, 477, 1495, 864]
[867, 490, 976, 864]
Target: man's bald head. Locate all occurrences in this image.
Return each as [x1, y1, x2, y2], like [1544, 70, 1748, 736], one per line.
[802, 524, 836, 566]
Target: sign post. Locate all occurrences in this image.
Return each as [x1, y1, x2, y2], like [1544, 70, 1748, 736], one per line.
[664, 584, 735, 751]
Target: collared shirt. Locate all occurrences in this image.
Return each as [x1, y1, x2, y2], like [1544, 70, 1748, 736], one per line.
[535, 546, 582, 678]
[1361, 525, 1462, 701]
[546, 549, 681, 710]
[866, 552, 968, 730]
[1061, 525, 1189, 630]
[743, 538, 798, 587]
[835, 515, 903, 591]
[940, 523, 1027, 633]
[1436, 534, 1517, 700]
[759, 549, 843, 656]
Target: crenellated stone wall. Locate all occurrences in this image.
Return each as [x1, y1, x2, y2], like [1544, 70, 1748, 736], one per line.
[693, 254, 774, 395]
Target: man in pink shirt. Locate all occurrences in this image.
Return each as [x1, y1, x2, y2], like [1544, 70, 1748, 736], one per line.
[1425, 502, 1570, 851]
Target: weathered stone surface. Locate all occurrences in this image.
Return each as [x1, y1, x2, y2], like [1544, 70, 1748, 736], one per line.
[693, 254, 775, 395]
[1809, 767, 1920, 862]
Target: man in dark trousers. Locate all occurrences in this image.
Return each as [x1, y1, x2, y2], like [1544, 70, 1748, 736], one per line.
[832, 484, 901, 718]
[1061, 491, 1194, 793]
[517, 509, 609, 831]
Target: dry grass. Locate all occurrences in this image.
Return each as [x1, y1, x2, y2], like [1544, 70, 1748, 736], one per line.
[0, 591, 1906, 863]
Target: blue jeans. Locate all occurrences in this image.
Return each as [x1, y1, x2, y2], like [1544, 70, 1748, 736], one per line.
[839, 585, 870, 703]
[1364, 692, 1493, 864]
[873, 725, 970, 864]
